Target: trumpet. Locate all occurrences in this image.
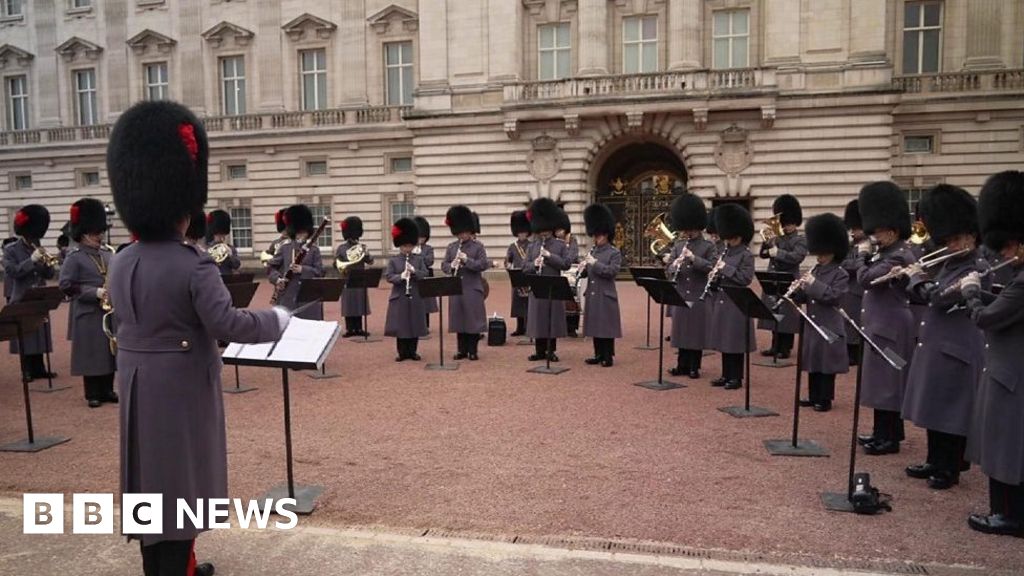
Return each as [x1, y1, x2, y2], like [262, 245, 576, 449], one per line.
[869, 246, 970, 286]
[939, 257, 1020, 298]
[32, 242, 59, 268]
[698, 253, 726, 301]
[760, 213, 783, 244]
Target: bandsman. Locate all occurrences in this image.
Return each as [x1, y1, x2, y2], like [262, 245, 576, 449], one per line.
[441, 205, 490, 360]
[555, 210, 581, 338]
[855, 182, 917, 456]
[260, 208, 288, 267]
[902, 184, 987, 489]
[205, 209, 241, 275]
[506, 210, 532, 336]
[840, 200, 864, 364]
[414, 216, 438, 328]
[525, 198, 572, 362]
[704, 206, 723, 348]
[268, 205, 326, 320]
[58, 198, 117, 408]
[385, 218, 429, 361]
[337, 216, 374, 337]
[759, 194, 807, 359]
[581, 203, 622, 367]
[708, 204, 756, 390]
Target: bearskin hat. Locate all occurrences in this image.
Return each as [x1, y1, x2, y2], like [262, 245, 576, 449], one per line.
[670, 193, 707, 231]
[69, 198, 108, 242]
[207, 209, 231, 237]
[584, 203, 616, 240]
[978, 170, 1024, 251]
[107, 101, 208, 241]
[917, 184, 978, 246]
[57, 234, 69, 249]
[274, 208, 287, 233]
[556, 208, 571, 234]
[806, 213, 849, 261]
[472, 212, 481, 235]
[510, 210, 530, 236]
[445, 205, 475, 235]
[413, 216, 431, 242]
[14, 204, 50, 240]
[858, 181, 911, 239]
[715, 203, 754, 244]
[706, 206, 719, 235]
[843, 199, 862, 231]
[772, 194, 803, 227]
[284, 204, 314, 239]
[186, 209, 206, 242]
[391, 217, 419, 248]
[527, 198, 561, 233]
[341, 216, 363, 241]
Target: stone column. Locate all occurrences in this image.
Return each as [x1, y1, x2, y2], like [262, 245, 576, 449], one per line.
[848, 0, 887, 61]
[178, 0, 206, 115]
[339, 0, 367, 105]
[256, 0, 284, 111]
[416, 0, 451, 111]
[577, 0, 608, 76]
[34, 0, 60, 127]
[964, 0, 1003, 69]
[104, 0, 129, 118]
[488, 0, 522, 81]
[668, 0, 701, 70]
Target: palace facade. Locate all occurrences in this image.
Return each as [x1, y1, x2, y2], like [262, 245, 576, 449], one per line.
[1, 0, 1023, 266]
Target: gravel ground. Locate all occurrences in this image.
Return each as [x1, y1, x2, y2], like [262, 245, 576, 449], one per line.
[1, 279, 1021, 571]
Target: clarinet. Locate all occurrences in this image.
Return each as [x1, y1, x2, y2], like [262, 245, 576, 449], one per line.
[270, 218, 329, 305]
[404, 254, 412, 298]
[536, 238, 546, 273]
[698, 253, 726, 301]
[450, 240, 465, 276]
[669, 237, 691, 282]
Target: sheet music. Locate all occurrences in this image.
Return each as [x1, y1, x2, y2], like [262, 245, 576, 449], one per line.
[223, 317, 340, 368]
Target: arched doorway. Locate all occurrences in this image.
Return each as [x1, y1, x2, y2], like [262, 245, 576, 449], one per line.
[593, 142, 687, 267]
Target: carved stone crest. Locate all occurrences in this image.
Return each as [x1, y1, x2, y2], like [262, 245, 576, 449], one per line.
[713, 124, 753, 175]
[526, 134, 562, 182]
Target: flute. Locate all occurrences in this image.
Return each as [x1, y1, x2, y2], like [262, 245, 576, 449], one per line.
[869, 248, 970, 286]
[938, 256, 1020, 297]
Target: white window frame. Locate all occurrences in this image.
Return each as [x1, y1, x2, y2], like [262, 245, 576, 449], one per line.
[77, 168, 100, 187]
[310, 204, 332, 248]
[12, 172, 31, 190]
[5, 75, 29, 131]
[538, 22, 571, 81]
[2, 0, 24, 17]
[391, 200, 415, 224]
[389, 156, 413, 174]
[902, 0, 943, 75]
[228, 206, 252, 250]
[73, 68, 98, 126]
[622, 15, 658, 74]
[225, 163, 248, 180]
[384, 41, 414, 106]
[219, 56, 246, 116]
[712, 10, 750, 70]
[299, 49, 328, 111]
[143, 62, 169, 101]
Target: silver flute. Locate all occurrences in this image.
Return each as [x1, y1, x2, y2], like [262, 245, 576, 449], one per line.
[938, 256, 1020, 298]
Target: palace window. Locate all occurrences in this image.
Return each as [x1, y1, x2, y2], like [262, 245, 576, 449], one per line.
[304, 159, 328, 177]
[225, 163, 247, 180]
[538, 23, 571, 81]
[228, 206, 252, 249]
[623, 15, 658, 74]
[903, 1, 942, 75]
[903, 134, 934, 154]
[70, 0, 91, 9]
[391, 200, 415, 223]
[80, 170, 100, 187]
[220, 56, 246, 116]
[2, 0, 24, 17]
[12, 173, 31, 190]
[5, 75, 29, 131]
[384, 41, 414, 106]
[144, 62, 169, 101]
[73, 69, 98, 126]
[389, 156, 412, 173]
[300, 49, 327, 111]
[712, 10, 749, 69]
[903, 187, 926, 215]
[310, 204, 332, 248]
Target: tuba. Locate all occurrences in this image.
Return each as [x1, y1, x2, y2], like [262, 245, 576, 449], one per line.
[759, 214, 784, 244]
[909, 220, 930, 245]
[335, 243, 366, 274]
[207, 242, 232, 264]
[643, 212, 676, 257]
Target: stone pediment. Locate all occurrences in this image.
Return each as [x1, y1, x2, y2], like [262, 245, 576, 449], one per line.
[367, 4, 419, 34]
[282, 13, 337, 41]
[0, 44, 34, 69]
[201, 21, 255, 48]
[126, 29, 177, 55]
[55, 37, 103, 62]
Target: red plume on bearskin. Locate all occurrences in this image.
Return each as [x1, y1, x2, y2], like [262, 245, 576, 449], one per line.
[340, 220, 348, 231]
[70, 205, 81, 225]
[206, 212, 213, 223]
[178, 123, 198, 162]
[391, 225, 401, 239]
[14, 211, 29, 228]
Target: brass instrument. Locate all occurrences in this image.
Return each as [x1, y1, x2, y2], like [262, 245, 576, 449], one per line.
[698, 253, 726, 301]
[869, 246, 970, 286]
[644, 212, 676, 257]
[207, 242, 232, 264]
[335, 243, 367, 274]
[32, 241, 59, 268]
[759, 213, 784, 244]
[512, 241, 530, 297]
[909, 220, 930, 245]
[96, 256, 116, 355]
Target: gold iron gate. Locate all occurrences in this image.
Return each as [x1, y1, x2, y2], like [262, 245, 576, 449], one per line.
[596, 173, 685, 268]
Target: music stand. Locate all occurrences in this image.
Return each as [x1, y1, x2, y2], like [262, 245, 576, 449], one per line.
[717, 286, 780, 418]
[420, 276, 463, 371]
[633, 278, 691, 391]
[223, 321, 341, 515]
[222, 282, 260, 394]
[764, 296, 841, 457]
[297, 279, 346, 379]
[0, 300, 71, 452]
[525, 274, 573, 375]
[821, 309, 906, 513]
[507, 269, 533, 346]
[346, 268, 383, 343]
[222, 272, 256, 284]
[753, 271, 797, 368]
[22, 286, 68, 393]
[629, 266, 665, 351]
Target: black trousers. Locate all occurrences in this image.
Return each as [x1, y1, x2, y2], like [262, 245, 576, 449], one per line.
[592, 338, 615, 360]
[807, 373, 836, 404]
[872, 409, 905, 443]
[140, 539, 194, 576]
[513, 317, 526, 334]
[566, 313, 580, 334]
[675, 349, 703, 371]
[990, 478, 1024, 518]
[926, 429, 966, 475]
[847, 343, 861, 366]
[344, 316, 363, 333]
[534, 338, 558, 356]
[772, 332, 794, 354]
[19, 353, 47, 378]
[83, 373, 115, 401]
[456, 333, 479, 355]
[396, 338, 419, 359]
[721, 353, 744, 381]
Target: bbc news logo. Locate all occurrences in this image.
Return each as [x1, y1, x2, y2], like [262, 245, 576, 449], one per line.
[23, 494, 298, 534]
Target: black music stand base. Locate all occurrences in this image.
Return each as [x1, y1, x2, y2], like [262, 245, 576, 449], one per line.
[528, 364, 570, 375]
[718, 405, 778, 418]
[426, 362, 459, 371]
[764, 439, 829, 457]
[634, 380, 684, 391]
[820, 491, 857, 513]
[752, 356, 797, 368]
[258, 483, 324, 516]
[0, 435, 70, 453]
[30, 382, 71, 393]
[223, 365, 258, 394]
[307, 364, 340, 380]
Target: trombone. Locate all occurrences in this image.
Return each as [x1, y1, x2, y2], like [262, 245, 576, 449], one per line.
[869, 246, 970, 286]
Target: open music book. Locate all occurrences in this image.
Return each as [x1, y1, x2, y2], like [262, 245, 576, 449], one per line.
[222, 317, 341, 370]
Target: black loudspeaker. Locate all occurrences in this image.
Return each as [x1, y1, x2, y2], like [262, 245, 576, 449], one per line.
[487, 316, 507, 346]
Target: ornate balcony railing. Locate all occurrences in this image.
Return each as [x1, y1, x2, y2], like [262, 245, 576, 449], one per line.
[503, 68, 776, 104]
[0, 105, 411, 147]
[892, 69, 1024, 95]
